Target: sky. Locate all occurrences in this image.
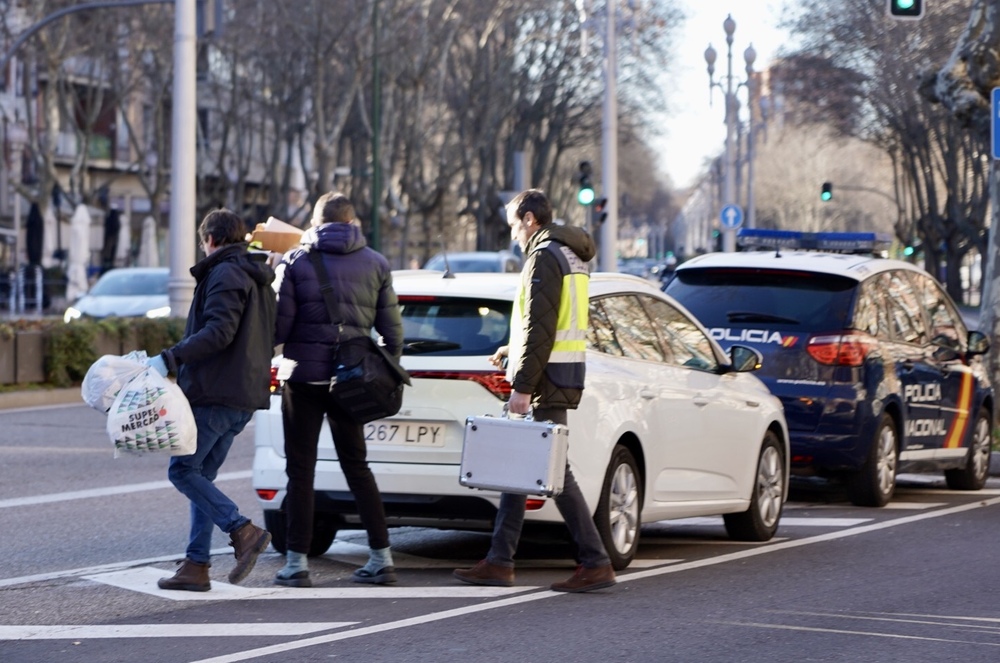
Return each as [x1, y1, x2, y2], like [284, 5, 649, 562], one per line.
[653, 0, 792, 190]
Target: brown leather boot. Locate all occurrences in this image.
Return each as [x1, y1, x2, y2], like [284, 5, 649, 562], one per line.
[157, 559, 211, 592]
[550, 564, 616, 593]
[453, 559, 515, 587]
[228, 521, 271, 584]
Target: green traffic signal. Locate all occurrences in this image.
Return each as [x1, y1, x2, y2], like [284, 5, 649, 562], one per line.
[903, 246, 915, 256]
[888, 0, 923, 18]
[577, 160, 595, 206]
[821, 182, 833, 202]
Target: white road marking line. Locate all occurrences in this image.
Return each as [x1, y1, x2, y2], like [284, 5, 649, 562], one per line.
[0, 471, 251, 509]
[186, 496, 1000, 663]
[0, 547, 238, 589]
[0, 623, 352, 640]
[883, 501, 946, 510]
[84, 567, 536, 600]
[868, 612, 1000, 624]
[717, 621, 1000, 646]
[768, 610, 1000, 632]
[898, 488, 1000, 496]
[656, 516, 872, 527]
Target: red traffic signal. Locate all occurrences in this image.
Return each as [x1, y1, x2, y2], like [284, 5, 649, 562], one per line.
[593, 197, 608, 223]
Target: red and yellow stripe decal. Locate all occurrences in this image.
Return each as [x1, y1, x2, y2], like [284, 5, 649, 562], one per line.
[943, 371, 974, 449]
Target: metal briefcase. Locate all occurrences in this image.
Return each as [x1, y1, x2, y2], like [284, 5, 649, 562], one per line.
[459, 414, 568, 497]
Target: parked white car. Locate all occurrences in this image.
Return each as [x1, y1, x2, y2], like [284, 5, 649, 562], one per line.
[253, 271, 789, 569]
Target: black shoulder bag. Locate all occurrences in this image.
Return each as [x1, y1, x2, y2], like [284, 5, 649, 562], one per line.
[308, 250, 411, 424]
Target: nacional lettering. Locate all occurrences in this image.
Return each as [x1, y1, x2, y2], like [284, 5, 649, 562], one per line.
[120, 406, 160, 432]
[709, 328, 785, 345]
[905, 418, 946, 437]
[903, 383, 941, 403]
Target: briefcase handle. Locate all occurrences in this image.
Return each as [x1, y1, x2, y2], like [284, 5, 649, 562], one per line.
[501, 403, 534, 422]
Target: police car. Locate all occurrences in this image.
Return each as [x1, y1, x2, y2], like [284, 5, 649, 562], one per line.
[664, 229, 993, 507]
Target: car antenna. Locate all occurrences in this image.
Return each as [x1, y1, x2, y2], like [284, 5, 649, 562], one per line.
[438, 235, 455, 279]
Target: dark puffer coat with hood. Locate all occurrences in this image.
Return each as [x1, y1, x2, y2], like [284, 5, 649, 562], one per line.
[162, 242, 277, 412]
[273, 221, 403, 383]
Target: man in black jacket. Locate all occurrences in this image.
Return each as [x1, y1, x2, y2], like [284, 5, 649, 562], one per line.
[149, 208, 277, 592]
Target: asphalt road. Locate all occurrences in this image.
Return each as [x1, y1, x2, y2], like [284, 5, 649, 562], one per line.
[3, 402, 1000, 663]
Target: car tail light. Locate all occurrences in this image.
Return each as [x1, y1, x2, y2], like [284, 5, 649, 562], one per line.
[806, 332, 876, 367]
[269, 366, 282, 394]
[525, 498, 546, 511]
[408, 370, 512, 400]
[256, 489, 279, 501]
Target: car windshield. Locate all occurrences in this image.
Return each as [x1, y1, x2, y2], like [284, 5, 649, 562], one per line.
[400, 296, 510, 356]
[88, 271, 169, 297]
[666, 268, 857, 330]
[423, 255, 501, 272]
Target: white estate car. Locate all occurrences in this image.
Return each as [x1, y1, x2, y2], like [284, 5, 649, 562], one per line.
[253, 271, 790, 569]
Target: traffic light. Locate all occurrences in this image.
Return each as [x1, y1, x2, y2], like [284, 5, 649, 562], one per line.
[593, 197, 608, 223]
[821, 182, 833, 202]
[887, 0, 923, 19]
[577, 161, 595, 205]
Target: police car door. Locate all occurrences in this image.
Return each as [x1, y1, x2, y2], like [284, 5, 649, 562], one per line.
[912, 272, 971, 463]
[884, 271, 945, 458]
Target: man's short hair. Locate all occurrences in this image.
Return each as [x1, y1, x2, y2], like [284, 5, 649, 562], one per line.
[199, 208, 246, 246]
[313, 192, 355, 225]
[508, 189, 552, 226]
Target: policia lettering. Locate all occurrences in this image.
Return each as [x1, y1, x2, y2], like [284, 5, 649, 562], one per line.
[904, 383, 945, 438]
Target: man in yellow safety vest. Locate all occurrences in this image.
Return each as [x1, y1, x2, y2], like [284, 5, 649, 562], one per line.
[453, 188, 616, 593]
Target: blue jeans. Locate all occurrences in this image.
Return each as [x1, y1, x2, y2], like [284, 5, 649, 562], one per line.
[485, 407, 611, 570]
[167, 405, 253, 564]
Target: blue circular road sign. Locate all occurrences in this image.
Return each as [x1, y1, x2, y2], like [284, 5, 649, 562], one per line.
[720, 204, 744, 230]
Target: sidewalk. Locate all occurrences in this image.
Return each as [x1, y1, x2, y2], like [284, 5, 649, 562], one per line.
[0, 387, 81, 410]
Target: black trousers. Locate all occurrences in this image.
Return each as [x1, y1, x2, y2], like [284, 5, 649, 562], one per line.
[281, 381, 390, 554]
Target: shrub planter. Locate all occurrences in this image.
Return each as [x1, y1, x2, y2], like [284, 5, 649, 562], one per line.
[15, 331, 46, 384]
[92, 330, 121, 358]
[0, 336, 14, 385]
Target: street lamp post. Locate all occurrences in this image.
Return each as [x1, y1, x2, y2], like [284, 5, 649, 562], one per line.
[704, 15, 756, 252]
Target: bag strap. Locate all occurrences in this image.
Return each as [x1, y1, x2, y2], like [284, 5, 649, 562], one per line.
[307, 249, 344, 340]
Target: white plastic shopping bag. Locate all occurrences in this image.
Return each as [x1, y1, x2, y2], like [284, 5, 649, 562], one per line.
[81, 351, 150, 413]
[105, 368, 197, 457]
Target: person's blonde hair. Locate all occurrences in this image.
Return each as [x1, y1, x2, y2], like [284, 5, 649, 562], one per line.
[312, 192, 355, 225]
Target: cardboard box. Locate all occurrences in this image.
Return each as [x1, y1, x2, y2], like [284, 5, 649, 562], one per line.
[248, 229, 303, 253]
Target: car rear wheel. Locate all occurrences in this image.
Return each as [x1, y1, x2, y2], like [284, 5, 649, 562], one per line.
[847, 413, 898, 507]
[594, 445, 642, 571]
[945, 407, 992, 491]
[263, 510, 339, 557]
[723, 431, 785, 541]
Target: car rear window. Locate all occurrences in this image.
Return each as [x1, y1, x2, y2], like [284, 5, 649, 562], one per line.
[399, 296, 511, 356]
[666, 268, 857, 330]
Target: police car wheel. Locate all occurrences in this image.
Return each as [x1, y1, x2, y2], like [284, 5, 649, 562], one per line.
[944, 407, 992, 491]
[847, 413, 898, 507]
[594, 445, 642, 571]
[263, 509, 339, 557]
[724, 431, 785, 541]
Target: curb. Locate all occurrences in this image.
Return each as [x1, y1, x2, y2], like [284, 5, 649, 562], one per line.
[0, 388, 83, 411]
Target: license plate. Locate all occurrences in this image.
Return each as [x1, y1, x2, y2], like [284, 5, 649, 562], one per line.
[363, 421, 445, 447]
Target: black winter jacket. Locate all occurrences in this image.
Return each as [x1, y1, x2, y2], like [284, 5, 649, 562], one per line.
[273, 222, 403, 383]
[162, 243, 277, 411]
[512, 224, 595, 410]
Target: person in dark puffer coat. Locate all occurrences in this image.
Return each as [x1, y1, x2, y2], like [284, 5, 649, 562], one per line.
[272, 192, 403, 588]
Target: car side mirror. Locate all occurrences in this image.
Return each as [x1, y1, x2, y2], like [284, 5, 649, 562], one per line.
[967, 330, 990, 357]
[728, 344, 762, 372]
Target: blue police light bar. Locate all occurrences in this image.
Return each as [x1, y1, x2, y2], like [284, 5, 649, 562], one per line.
[737, 228, 893, 253]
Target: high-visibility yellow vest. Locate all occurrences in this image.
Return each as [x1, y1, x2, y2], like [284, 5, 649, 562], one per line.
[508, 241, 589, 390]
